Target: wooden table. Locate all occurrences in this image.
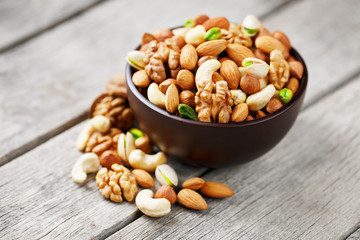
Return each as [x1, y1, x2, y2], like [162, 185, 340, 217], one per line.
[1, 0, 360, 239]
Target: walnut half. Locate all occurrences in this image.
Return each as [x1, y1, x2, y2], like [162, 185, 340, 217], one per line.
[269, 49, 290, 90]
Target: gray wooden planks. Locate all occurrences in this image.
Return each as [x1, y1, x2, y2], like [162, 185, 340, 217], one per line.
[0, 0, 288, 165]
[347, 228, 360, 240]
[0, 0, 102, 52]
[107, 76, 360, 240]
[0, 121, 207, 239]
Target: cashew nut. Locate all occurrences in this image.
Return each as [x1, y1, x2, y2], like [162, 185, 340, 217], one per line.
[155, 164, 178, 187]
[195, 59, 221, 90]
[185, 25, 206, 46]
[135, 189, 171, 217]
[117, 132, 136, 166]
[128, 149, 167, 172]
[76, 116, 111, 151]
[246, 84, 276, 111]
[172, 27, 190, 37]
[147, 82, 165, 108]
[72, 153, 100, 183]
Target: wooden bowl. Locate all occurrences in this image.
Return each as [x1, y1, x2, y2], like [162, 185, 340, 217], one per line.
[126, 48, 307, 167]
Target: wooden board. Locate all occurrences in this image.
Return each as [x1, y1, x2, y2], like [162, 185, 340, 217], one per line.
[0, 0, 101, 52]
[0, 121, 207, 239]
[107, 75, 360, 240]
[0, 0, 288, 165]
[347, 229, 360, 240]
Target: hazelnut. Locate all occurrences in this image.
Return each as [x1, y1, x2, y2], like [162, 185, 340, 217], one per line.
[289, 61, 304, 79]
[155, 185, 177, 204]
[153, 29, 174, 42]
[286, 77, 299, 94]
[100, 150, 122, 169]
[179, 90, 195, 108]
[240, 74, 260, 94]
[255, 110, 266, 119]
[135, 134, 153, 154]
[265, 98, 284, 114]
[176, 69, 195, 90]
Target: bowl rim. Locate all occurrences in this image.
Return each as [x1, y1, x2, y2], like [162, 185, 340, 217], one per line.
[126, 47, 307, 129]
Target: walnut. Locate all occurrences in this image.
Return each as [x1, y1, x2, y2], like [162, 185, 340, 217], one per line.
[166, 38, 181, 78]
[96, 167, 123, 203]
[211, 81, 233, 123]
[195, 80, 213, 122]
[96, 164, 136, 203]
[90, 93, 134, 131]
[119, 171, 138, 201]
[85, 128, 121, 155]
[195, 78, 233, 123]
[145, 53, 166, 83]
[269, 49, 290, 90]
[221, 28, 253, 48]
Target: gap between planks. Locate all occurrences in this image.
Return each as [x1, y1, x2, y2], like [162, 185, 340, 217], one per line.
[0, 0, 294, 167]
[0, 0, 107, 54]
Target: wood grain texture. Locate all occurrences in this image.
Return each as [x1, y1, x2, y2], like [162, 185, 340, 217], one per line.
[0, 0, 102, 52]
[107, 76, 360, 240]
[347, 228, 360, 240]
[0, 121, 207, 239]
[0, 0, 287, 165]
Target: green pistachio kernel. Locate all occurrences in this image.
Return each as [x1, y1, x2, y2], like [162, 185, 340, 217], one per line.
[243, 61, 253, 67]
[279, 88, 293, 104]
[204, 27, 221, 41]
[159, 169, 175, 187]
[243, 27, 259, 36]
[178, 104, 198, 121]
[129, 128, 144, 140]
[184, 19, 195, 28]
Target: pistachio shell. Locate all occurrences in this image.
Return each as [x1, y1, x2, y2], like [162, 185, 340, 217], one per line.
[242, 57, 269, 79]
[127, 50, 146, 70]
[242, 15, 262, 36]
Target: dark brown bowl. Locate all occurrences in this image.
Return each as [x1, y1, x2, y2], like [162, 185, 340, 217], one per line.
[126, 48, 307, 168]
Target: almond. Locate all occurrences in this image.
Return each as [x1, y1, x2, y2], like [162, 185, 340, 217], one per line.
[141, 33, 156, 47]
[256, 26, 271, 38]
[253, 49, 269, 63]
[194, 14, 210, 26]
[177, 189, 208, 210]
[165, 84, 179, 114]
[132, 169, 154, 188]
[177, 69, 195, 90]
[245, 115, 254, 121]
[182, 177, 205, 190]
[220, 60, 240, 89]
[180, 44, 198, 70]
[272, 31, 291, 50]
[202, 17, 230, 31]
[231, 103, 249, 122]
[196, 39, 227, 57]
[132, 70, 150, 88]
[288, 60, 304, 79]
[172, 35, 186, 49]
[179, 90, 195, 108]
[255, 36, 289, 59]
[212, 72, 223, 83]
[200, 182, 234, 198]
[226, 43, 255, 66]
[218, 57, 231, 63]
[159, 78, 180, 94]
[285, 77, 299, 94]
[255, 110, 266, 119]
[265, 98, 283, 114]
[240, 74, 260, 94]
[155, 185, 177, 204]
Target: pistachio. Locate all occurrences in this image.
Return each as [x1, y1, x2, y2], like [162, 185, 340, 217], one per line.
[129, 128, 144, 140]
[242, 15, 262, 36]
[184, 19, 195, 28]
[178, 103, 198, 120]
[279, 88, 293, 104]
[242, 57, 269, 79]
[155, 164, 178, 187]
[204, 27, 221, 41]
[127, 50, 146, 70]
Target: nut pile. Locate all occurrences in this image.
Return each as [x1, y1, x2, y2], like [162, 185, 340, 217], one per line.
[127, 14, 304, 123]
[72, 73, 234, 218]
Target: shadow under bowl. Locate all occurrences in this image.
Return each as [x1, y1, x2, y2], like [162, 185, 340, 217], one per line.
[126, 48, 307, 168]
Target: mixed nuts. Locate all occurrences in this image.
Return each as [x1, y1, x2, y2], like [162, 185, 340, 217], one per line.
[128, 14, 304, 123]
[72, 71, 234, 218]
